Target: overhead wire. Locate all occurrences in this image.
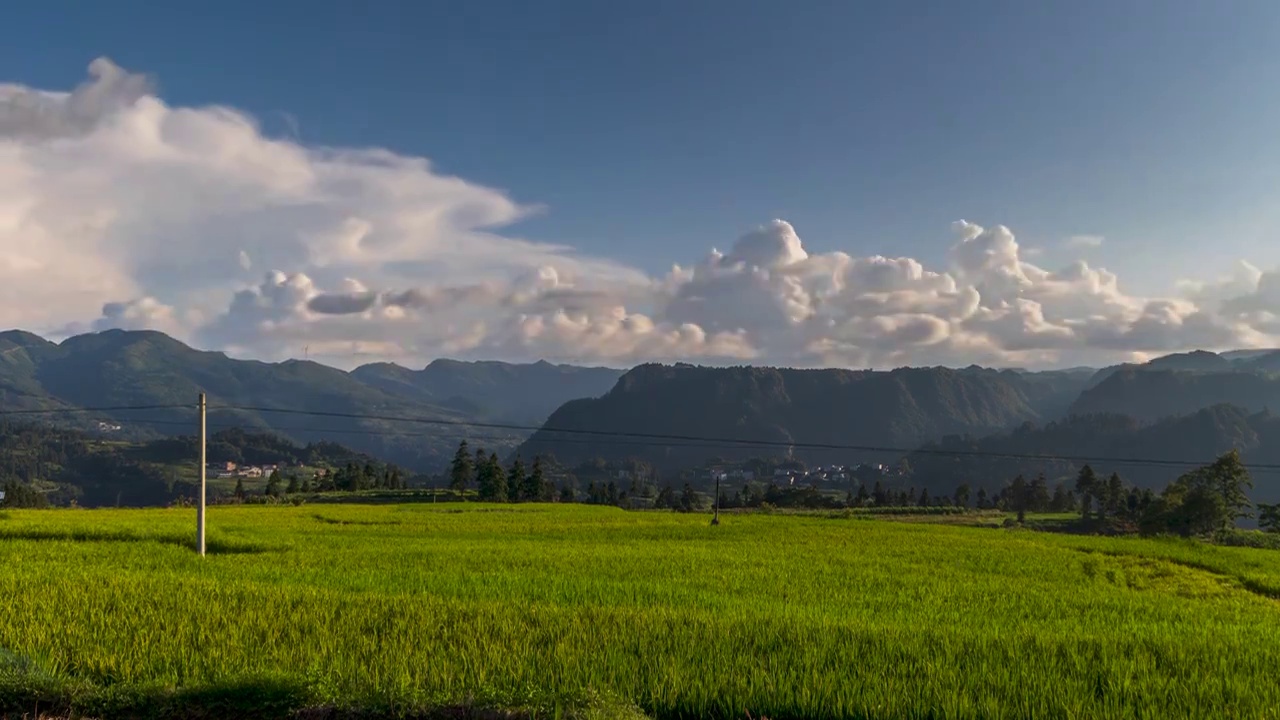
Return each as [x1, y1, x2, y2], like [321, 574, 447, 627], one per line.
[6, 401, 1279, 475]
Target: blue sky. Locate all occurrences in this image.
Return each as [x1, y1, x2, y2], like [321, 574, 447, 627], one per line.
[7, 0, 1280, 291]
[3, 1, 1280, 369]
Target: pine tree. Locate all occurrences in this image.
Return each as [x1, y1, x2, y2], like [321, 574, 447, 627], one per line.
[449, 440, 474, 497]
[559, 483, 575, 503]
[1049, 482, 1069, 512]
[1008, 474, 1029, 523]
[1030, 474, 1051, 513]
[234, 477, 245, 501]
[477, 453, 508, 502]
[953, 483, 971, 508]
[508, 457, 526, 503]
[1102, 472, 1122, 517]
[976, 487, 989, 509]
[265, 470, 282, 497]
[917, 487, 929, 507]
[286, 475, 300, 495]
[1075, 465, 1098, 520]
[1259, 503, 1280, 533]
[872, 481, 887, 507]
[525, 456, 548, 502]
[854, 483, 870, 507]
[679, 483, 699, 512]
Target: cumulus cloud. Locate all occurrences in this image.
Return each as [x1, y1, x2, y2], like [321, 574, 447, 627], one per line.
[4, 59, 1280, 370]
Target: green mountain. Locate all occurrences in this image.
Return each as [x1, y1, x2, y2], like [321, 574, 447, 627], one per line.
[906, 404, 1280, 504]
[0, 329, 520, 470]
[516, 363, 1091, 468]
[1069, 368, 1280, 420]
[350, 358, 623, 423]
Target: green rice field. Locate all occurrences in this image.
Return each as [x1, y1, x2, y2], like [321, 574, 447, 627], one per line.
[2, 504, 1279, 719]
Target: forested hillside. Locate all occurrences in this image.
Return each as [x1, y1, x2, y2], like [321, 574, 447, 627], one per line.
[517, 363, 1091, 467]
[0, 422, 390, 507]
[905, 404, 1280, 503]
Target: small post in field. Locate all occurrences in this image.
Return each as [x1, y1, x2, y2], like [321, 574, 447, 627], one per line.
[197, 392, 207, 557]
[711, 472, 721, 526]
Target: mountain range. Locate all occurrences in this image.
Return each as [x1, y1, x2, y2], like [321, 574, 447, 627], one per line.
[516, 363, 1097, 468]
[6, 327, 1280, 481]
[517, 349, 1280, 481]
[905, 404, 1280, 504]
[350, 358, 621, 424]
[0, 329, 621, 470]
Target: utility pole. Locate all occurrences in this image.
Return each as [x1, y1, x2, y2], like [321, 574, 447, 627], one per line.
[197, 392, 207, 557]
[711, 473, 721, 526]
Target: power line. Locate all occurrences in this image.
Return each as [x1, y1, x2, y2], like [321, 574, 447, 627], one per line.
[206, 403, 1280, 474]
[9, 401, 1278, 475]
[0, 403, 188, 417]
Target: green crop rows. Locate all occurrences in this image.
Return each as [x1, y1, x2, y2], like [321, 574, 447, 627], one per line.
[2, 504, 1279, 719]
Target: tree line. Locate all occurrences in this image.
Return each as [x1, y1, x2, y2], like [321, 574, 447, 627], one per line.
[449, 440, 556, 502]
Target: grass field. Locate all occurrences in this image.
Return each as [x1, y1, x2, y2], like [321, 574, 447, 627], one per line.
[2, 504, 1280, 719]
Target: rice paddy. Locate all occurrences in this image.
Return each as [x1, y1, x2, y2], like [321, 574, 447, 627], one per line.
[1, 503, 1279, 719]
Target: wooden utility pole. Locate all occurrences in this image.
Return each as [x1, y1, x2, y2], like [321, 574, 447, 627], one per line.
[197, 392, 207, 557]
[711, 473, 721, 526]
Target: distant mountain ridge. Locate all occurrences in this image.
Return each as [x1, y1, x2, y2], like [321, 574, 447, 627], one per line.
[10, 327, 1280, 477]
[906, 404, 1280, 504]
[0, 329, 620, 471]
[516, 363, 1095, 468]
[351, 358, 623, 424]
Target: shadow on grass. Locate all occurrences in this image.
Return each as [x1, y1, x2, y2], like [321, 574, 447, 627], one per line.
[310, 513, 402, 527]
[0, 527, 273, 555]
[0, 673, 543, 720]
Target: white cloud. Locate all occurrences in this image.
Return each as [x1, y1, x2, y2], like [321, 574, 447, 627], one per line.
[3, 59, 1280, 370]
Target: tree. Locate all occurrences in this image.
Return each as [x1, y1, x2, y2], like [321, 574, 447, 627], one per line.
[1259, 503, 1280, 534]
[917, 487, 930, 507]
[654, 484, 675, 509]
[1029, 474, 1051, 513]
[854, 483, 870, 507]
[976, 487, 989, 509]
[234, 477, 245, 501]
[872, 481, 887, 507]
[1049, 482, 1069, 512]
[526, 457, 550, 502]
[449, 441, 474, 497]
[1007, 474, 1029, 523]
[0, 480, 48, 508]
[953, 483, 971, 508]
[477, 453, 508, 502]
[559, 483, 575, 503]
[508, 457, 526, 503]
[1169, 450, 1253, 532]
[679, 483, 699, 512]
[1141, 451, 1255, 537]
[1105, 473, 1125, 517]
[265, 469, 282, 497]
[1075, 465, 1098, 520]
[285, 475, 300, 495]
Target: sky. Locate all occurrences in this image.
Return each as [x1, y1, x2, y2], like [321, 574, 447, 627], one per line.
[3, 0, 1280, 370]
